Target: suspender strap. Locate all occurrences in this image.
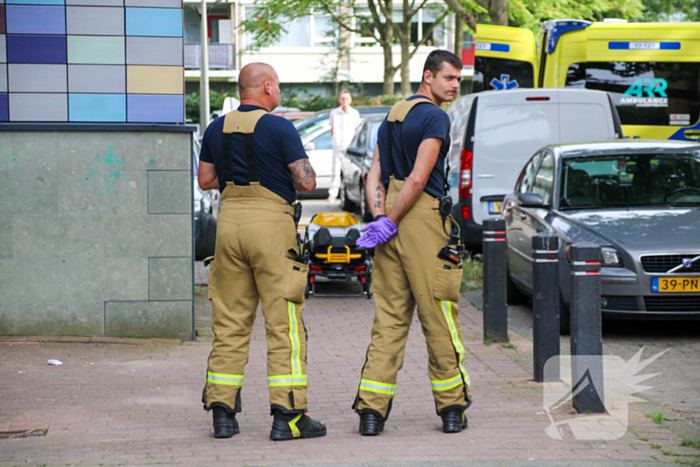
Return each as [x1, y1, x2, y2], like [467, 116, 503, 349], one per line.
[385, 97, 435, 180]
[244, 134, 258, 182]
[221, 109, 268, 183]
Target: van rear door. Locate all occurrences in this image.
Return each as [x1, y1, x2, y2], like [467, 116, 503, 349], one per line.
[474, 25, 539, 93]
[558, 90, 618, 141]
[472, 90, 560, 226]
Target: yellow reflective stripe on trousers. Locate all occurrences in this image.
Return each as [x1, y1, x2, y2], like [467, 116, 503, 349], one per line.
[288, 301, 302, 376]
[207, 372, 244, 385]
[359, 379, 396, 395]
[268, 375, 308, 387]
[440, 300, 471, 387]
[431, 374, 463, 391]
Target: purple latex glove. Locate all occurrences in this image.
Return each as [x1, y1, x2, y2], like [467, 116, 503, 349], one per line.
[357, 216, 398, 248]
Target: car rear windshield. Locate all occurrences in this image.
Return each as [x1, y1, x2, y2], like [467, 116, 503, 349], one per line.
[473, 56, 535, 93]
[560, 153, 700, 209]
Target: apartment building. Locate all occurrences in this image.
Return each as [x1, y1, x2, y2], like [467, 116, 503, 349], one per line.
[183, 0, 475, 96]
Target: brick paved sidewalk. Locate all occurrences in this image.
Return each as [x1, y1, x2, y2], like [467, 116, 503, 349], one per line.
[1, 288, 699, 466]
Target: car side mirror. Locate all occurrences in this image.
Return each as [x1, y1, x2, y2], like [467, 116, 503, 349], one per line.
[304, 142, 315, 151]
[518, 192, 545, 207]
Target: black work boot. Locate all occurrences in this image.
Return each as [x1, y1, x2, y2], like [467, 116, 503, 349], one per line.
[212, 406, 239, 439]
[441, 408, 468, 433]
[269, 410, 327, 441]
[359, 412, 384, 436]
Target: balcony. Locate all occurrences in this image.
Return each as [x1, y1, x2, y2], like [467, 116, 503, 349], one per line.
[185, 43, 236, 70]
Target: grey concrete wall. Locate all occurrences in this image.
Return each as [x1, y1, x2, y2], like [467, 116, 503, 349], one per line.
[0, 129, 194, 340]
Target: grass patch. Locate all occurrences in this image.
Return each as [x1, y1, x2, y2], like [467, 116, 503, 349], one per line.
[640, 437, 649, 442]
[501, 342, 517, 350]
[648, 412, 666, 424]
[484, 338, 493, 346]
[461, 254, 483, 292]
[651, 443, 662, 449]
[680, 440, 700, 450]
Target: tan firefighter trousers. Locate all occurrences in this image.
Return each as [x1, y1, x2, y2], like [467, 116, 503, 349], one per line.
[203, 182, 309, 413]
[354, 178, 472, 419]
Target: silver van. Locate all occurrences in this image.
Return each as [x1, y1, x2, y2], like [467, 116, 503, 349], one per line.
[446, 88, 622, 247]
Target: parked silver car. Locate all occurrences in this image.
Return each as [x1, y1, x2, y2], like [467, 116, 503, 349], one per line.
[193, 139, 219, 261]
[503, 140, 700, 332]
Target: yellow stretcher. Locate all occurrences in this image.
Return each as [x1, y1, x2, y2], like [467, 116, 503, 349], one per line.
[303, 212, 373, 299]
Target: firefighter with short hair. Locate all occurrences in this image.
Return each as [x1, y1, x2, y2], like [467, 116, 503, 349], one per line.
[353, 50, 472, 435]
[198, 62, 326, 441]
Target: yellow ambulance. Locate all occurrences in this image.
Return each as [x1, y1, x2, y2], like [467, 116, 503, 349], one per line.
[474, 21, 700, 141]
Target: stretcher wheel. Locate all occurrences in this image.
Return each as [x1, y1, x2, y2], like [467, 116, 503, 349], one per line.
[363, 273, 372, 299]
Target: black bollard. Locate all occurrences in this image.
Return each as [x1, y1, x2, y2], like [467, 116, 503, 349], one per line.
[532, 233, 560, 383]
[482, 218, 508, 343]
[569, 242, 605, 414]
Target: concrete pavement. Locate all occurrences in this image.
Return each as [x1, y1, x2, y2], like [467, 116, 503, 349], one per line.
[2, 286, 699, 466]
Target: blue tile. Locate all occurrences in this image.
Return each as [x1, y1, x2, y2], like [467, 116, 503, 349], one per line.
[7, 35, 67, 63]
[125, 7, 181, 37]
[127, 94, 183, 123]
[69, 93, 126, 122]
[6, 0, 65, 4]
[0, 94, 8, 121]
[6, 5, 66, 34]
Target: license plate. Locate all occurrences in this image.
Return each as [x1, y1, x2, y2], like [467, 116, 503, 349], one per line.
[488, 201, 503, 214]
[651, 277, 700, 293]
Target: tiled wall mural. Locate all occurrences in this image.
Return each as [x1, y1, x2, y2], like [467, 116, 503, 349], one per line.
[0, 0, 184, 123]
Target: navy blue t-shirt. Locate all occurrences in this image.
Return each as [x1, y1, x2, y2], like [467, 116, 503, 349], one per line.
[378, 95, 451, 198]
[199, 105, 308, 204]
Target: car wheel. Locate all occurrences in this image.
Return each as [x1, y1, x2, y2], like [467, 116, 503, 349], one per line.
[506, 268, 528, 305]
[197, 215, 217, 261]
[340, 177, 356, 212]
[360, 184, 372, 222]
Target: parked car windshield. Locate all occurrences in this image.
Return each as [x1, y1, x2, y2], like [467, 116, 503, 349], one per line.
[560, 153, 700, 209]
[298, 118, 330, 138]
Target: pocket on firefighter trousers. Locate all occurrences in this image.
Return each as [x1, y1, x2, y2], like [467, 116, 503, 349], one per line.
[433, 260, 463, 303]
[283, 257, 308, 303]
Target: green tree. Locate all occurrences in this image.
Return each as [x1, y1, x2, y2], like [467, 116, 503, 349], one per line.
[186, 89, 238, 124]
[241, 0, 449, 96]
[642, 0, 699, 21]
[444, 0, 644, 40]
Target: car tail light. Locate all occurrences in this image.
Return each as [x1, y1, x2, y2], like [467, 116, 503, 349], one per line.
[459, 149, 473, 200]
[461, 206, 471, 219]
[310, 265, 323, 274]
[526, 97, 550, 101]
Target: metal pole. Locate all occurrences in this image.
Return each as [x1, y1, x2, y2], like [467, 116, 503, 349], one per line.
[482, 218, 508, 343]
[532, 233, 560, 382]
[569, 242, 605, 414]
[200, 0, 210, 132]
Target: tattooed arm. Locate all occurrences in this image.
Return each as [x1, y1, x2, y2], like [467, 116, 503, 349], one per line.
[288, 158, 317, 192]
[366, 145, 386, 219]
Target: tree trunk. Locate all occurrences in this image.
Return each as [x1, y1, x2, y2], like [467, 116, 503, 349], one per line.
[380, 0, 395, 95]
[400, 40, 411, 95]
[489, 0, 508, 26]
[382, 44, 395, 95]
[399, 2, 411, 96]
[454, 14, 463, 99]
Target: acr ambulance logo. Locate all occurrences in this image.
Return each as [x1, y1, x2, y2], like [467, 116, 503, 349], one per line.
[541, 347, 667, 440]
[490, 74, 519, 90]
[620, 78, 668, 108]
